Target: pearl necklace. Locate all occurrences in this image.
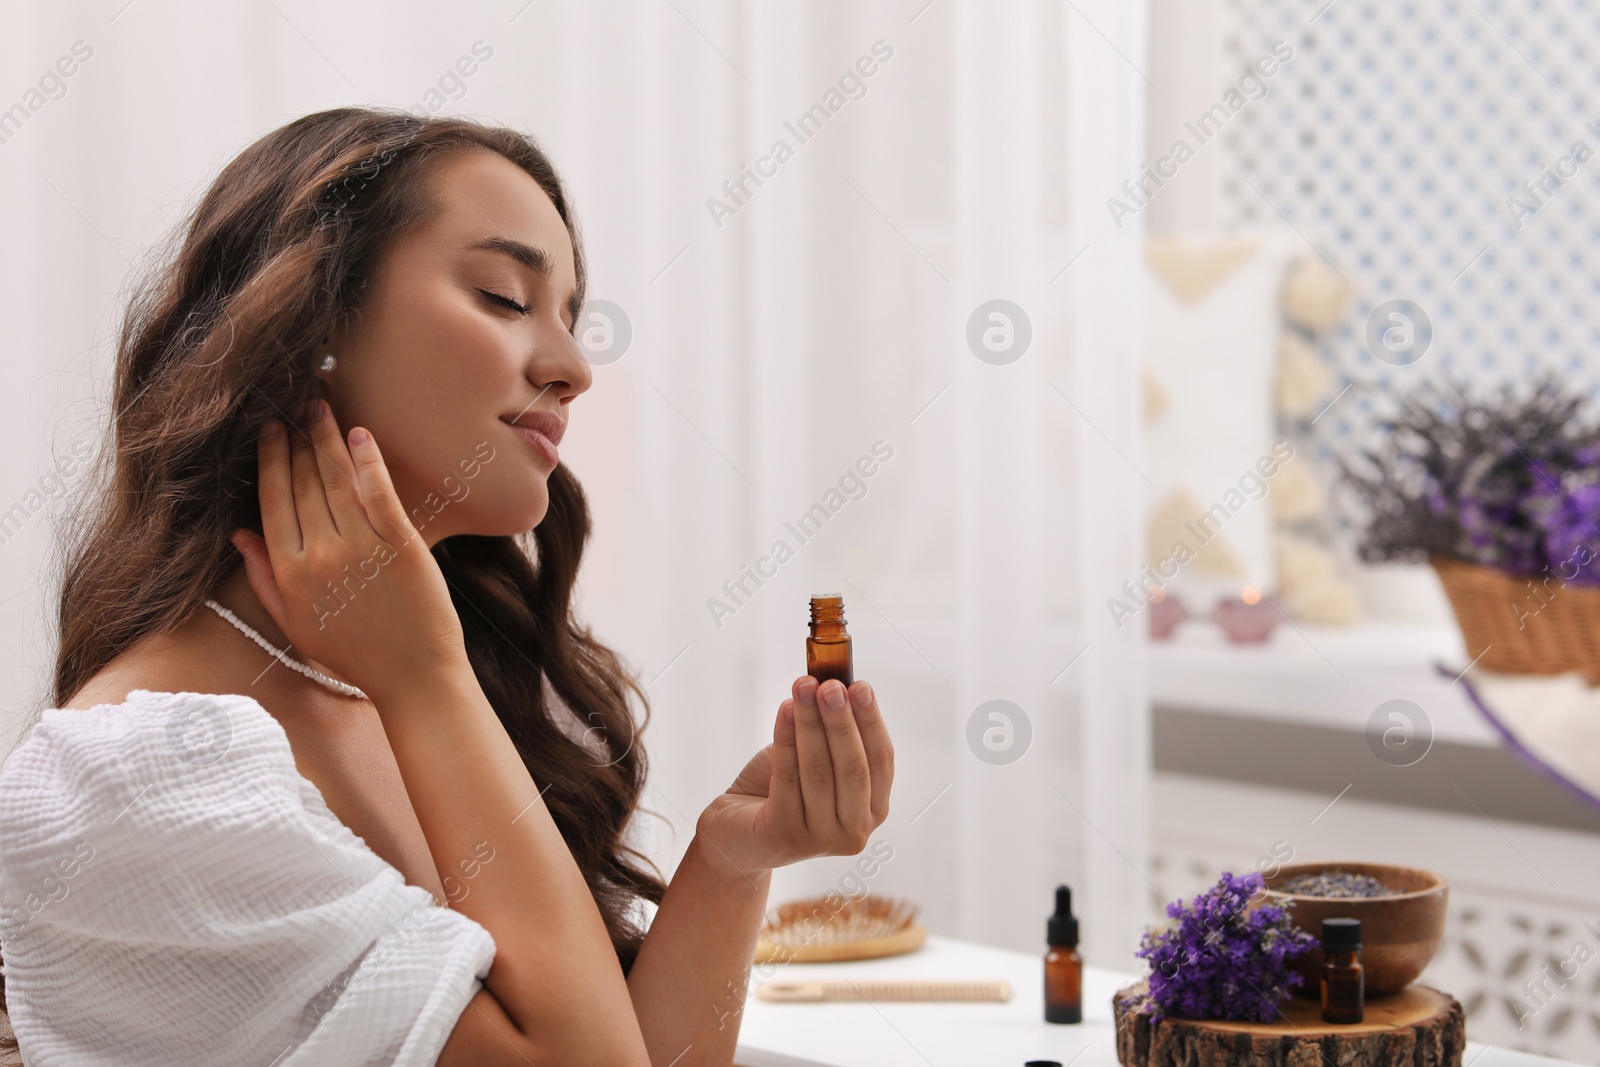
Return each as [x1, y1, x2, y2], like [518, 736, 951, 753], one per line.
[203, 597, 369, 700]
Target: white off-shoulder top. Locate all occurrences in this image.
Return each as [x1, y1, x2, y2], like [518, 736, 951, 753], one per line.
[0, 689, 497, 1066]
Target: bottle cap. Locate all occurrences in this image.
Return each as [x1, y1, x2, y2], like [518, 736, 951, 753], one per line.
[1047, 884, 1079, 947]
[1321, 916, 1361, 951]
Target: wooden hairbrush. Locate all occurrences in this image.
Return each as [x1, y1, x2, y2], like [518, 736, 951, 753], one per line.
[753, 894, 927, 963]
[756, 979, 1012, 1003]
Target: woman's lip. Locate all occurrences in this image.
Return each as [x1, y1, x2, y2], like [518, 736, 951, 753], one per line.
[506, 422, 559, 466]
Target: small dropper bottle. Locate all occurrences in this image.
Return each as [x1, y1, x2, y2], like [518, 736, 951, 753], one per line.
[806, 594, 854, 686]
[1044, 885, 1082, 1024]
[1320, 917, 1364, 1024]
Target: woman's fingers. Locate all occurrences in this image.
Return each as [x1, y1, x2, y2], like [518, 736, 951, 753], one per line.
[229, 528, 289, 638]
[848, 681, 893, 825]
[307, 397, 365, 538]
[757, 679, 889, 868]
[347, 426, 418, 549]
[817, 678, 873, 845]
[791, 677, 838, 836]
[288, 405, 337, 542]
[768, 698, 804, 832]
[256, 420, 301, 553]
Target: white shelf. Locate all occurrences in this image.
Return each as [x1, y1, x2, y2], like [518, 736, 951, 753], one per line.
[1148, 618, 1500, 746]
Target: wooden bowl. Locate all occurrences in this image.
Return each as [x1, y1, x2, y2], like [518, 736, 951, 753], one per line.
[1262, 862, 1448, 998]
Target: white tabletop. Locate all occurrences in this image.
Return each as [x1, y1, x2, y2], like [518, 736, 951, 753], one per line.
[732, 935, 1579, 1067]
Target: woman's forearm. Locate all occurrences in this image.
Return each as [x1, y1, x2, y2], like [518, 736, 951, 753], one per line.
[627, 833, 773, 1067]
[369, 666, 650, 1066]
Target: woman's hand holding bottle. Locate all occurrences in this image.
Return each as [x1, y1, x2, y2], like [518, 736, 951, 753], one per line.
[694, 676, 894, 880]
[229, 399, 471, 702]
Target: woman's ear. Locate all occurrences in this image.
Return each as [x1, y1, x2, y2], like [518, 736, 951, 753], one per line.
[312, 341, 344, 418]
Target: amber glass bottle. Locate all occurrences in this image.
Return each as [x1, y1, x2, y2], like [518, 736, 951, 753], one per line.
[1044, 884, 1082, 1024]
[806, 594, 854, 686]
[1320, 917, 1364, 1024]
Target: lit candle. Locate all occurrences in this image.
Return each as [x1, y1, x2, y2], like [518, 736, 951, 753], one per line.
[1211, 584, 1280, 643]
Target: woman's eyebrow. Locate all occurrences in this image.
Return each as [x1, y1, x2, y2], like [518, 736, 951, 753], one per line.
[466, 235, 555, 278]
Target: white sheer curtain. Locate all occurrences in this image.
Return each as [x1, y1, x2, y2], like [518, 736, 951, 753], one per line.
[0, 0, 1149, 963]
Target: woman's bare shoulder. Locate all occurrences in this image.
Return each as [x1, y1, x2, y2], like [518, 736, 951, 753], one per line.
[60, 661, 152, 711]
[59, 612, 255, 711]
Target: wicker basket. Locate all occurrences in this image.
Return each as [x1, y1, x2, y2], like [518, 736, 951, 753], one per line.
[1432, 556, 1600, 681]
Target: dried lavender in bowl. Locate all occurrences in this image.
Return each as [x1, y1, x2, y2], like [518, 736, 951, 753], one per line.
[1278, 870, 1396, 898]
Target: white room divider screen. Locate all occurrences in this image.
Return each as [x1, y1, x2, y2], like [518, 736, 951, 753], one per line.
[0, 0, 1153, 981]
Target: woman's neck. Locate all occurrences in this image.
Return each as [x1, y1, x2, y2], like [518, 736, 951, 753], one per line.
[207, 569, 355, 689]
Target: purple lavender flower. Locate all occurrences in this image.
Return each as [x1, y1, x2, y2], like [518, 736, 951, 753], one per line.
[1131, 871, 1316, 1023]
[1526, 472, 1600, 583]
[1341, 376, 1600, 579]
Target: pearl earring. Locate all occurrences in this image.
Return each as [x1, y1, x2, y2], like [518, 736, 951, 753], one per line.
[317, 352, 337, 373]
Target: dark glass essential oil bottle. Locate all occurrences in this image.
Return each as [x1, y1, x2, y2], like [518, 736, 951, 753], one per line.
[1320, 917, 1364, 1024]
[1044, 884, 1082, 1024]
[806, 594, 854, 686]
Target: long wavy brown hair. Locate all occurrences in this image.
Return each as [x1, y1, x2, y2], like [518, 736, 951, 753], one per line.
[0, 107, 665, 1056]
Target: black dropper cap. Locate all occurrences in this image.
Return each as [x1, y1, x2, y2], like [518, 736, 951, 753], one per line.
[1321, 917, 1361, 951]
[1047, 885, 1079, 947]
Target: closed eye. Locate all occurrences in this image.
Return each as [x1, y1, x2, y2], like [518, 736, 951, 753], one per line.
[477, 288, 530, 315]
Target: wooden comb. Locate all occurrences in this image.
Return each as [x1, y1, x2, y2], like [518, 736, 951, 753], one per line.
[754, 894, 926, 963]
[756, 979, 1012, 1003]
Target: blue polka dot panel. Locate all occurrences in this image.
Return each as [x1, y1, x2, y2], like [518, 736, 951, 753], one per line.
[1217, 0, 1600, 448]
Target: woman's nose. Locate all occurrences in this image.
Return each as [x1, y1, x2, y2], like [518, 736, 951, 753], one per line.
[532, 318, 594, 401]
[558, 325, 595, 396]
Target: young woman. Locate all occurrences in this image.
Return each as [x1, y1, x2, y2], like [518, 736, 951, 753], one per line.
[0, 107, 894, 1066]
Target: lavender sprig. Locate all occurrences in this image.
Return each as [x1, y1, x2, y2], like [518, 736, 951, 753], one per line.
[1131, 871, 1317, 1023]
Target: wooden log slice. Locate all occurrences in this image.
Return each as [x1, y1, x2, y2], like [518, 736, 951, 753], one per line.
[1113, 979, 1466, 1067]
